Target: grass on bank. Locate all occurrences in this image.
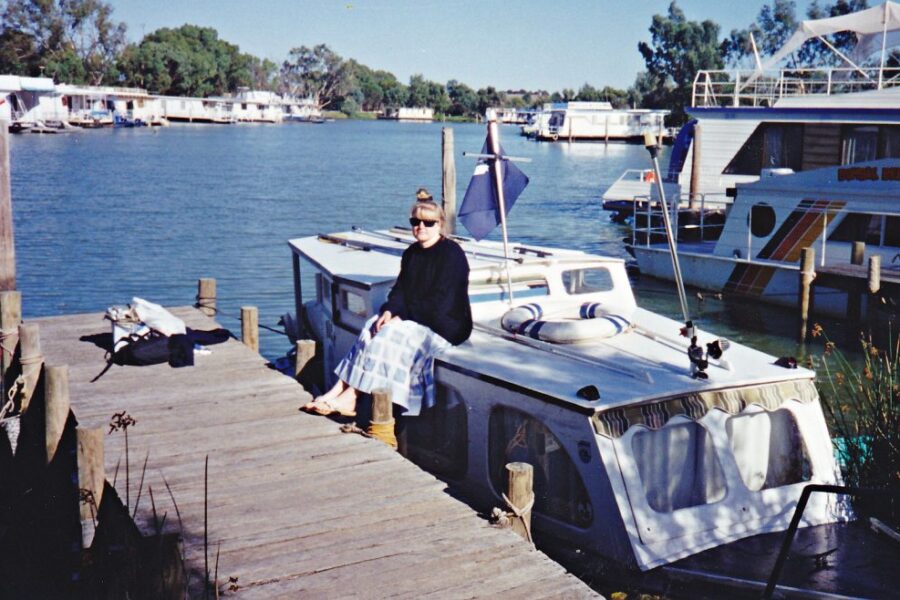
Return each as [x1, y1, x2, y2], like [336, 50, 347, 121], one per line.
[813, 323, 899, 527]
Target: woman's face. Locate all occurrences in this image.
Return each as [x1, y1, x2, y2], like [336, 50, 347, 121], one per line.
[410, 213, 442, 247]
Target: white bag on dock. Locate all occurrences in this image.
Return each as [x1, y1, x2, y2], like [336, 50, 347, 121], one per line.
[131, 297, 187, 336]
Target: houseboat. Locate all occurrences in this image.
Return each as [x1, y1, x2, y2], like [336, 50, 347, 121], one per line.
[228, 89, 283, 123]
[287, 225, 897, 595]
[534, 101, 669, 142]
[283, 96, 324, 123]
[379, 106, 434, 122]
[0, 75, 67, 131]
[602, 1, 900, 212]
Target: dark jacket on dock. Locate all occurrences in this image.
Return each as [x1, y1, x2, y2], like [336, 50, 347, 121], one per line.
[381, 236, 472, 345]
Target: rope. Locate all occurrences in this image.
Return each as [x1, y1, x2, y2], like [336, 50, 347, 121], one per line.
[367, 421, 397, 449]
[0, 327, 17, 358]
[0, 376, 23, 421]
[491, 492, 535, 545]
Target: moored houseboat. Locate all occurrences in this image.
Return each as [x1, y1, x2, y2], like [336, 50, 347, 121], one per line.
[535, 101, 669, 142]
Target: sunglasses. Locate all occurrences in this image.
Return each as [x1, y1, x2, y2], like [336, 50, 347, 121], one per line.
[409, 218, 439, 227]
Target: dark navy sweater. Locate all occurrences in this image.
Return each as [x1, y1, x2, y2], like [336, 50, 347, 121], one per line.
[380, 236, 473, 345]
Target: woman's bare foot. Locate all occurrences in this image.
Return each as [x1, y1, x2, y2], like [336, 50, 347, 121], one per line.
[301, 384, 358, 417]
[300, 379, 347, 411]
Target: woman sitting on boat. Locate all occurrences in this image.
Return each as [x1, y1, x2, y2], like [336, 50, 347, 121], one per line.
[302, 200, 473, 418]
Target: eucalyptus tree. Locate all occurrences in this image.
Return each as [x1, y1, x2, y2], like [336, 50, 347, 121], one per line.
[446, 79, 477, 116]
[0, 0, 126, 84]
[280, 44, 349, 109]
[637, 1, 723, 123]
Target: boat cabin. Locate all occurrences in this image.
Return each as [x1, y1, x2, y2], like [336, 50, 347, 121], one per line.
[289, 228, 845, 571]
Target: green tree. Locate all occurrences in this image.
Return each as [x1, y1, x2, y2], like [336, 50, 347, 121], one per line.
[798, 0, 869, 66]
[446, 79, 476, 116]
[638, 1, 723, 123]
[0, 0, 126, 84]
[118, 25, 254, 96]
[280, 43, 349, 109]
[721, 0, 799, 66]
[475, 86, 504, 115]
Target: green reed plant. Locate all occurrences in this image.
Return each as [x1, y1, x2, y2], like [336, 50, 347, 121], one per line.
[813, 324, 899, 526]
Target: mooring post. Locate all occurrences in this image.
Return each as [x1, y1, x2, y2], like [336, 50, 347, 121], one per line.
[240, 306, 259, 352]
[76, 426, 105, 548]
[0, 290, 21, 381]
[868, 255, 881, 295]
[441, 127, 457, 235]
[0, 121, 14, 292]
[851, 241, 865, 265]
[197, 278, 217, 317]
[798, 247, 815, 343]
[294, 339, 315, 379]
[505, 462, 534, 543]
[369, 389, 397, 449]
[44, 365, 70, 464]
[17, 322, 42, 412]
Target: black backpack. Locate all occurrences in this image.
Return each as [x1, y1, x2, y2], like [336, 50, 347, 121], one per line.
[112, 331, 195, 367]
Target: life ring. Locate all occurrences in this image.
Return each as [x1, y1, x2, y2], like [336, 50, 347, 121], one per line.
[643, 170, 657, 183]
[550, 133, 559, 141]
[500, 302, 633, 344]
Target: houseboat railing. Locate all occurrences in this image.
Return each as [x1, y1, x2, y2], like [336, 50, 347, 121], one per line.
[692, 67, 900, 108]
[631, 192, 730, 249]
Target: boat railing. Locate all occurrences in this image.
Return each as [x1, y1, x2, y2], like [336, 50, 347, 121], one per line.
[631, 192, 731, 249]
[692, 67, 900, 108]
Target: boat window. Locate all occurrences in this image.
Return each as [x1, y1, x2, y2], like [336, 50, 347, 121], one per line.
[727, 409, 811, 491]
[829, 213, 887, 246]
[340, 288, 367, 317]
[562, 268, 614, 294]
[884, 217, 900, 247]
[631, 422, 727, 513]
[489, 407, 593, 528]
[723, 124, 803, 175]
[842, 125, 879, 164]
[405, 386, 468, 479]
[748, 203, 776, 238]
[881, 126, 900, 158]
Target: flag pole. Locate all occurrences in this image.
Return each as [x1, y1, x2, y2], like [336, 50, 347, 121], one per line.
[487, 119, 514, 304]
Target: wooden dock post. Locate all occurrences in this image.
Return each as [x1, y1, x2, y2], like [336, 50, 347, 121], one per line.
[0, 289, 21, 381]
[868, 255, 881, 295]
[851, 241, 865, 265]
[505, 462, 534, 544]
[294, 339, 315, 379]
[369, 389, 397, 449]
[441, 128, 457, 235]
[196, 278, 217, 317]
[0, 121, 14, 292]
[76, 426, 105, 548]
[17, 322, 42, 412]
[798, 247, 815, 342]
[44, 365, 69, 464]
[241, 306, 259, 352]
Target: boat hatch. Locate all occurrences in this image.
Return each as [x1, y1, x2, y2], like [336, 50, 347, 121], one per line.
[595, 379, 844, 570]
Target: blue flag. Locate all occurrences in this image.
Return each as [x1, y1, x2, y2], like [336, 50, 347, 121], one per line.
[458, 141, 529, 240]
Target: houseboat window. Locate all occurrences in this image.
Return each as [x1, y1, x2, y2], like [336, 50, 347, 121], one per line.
[632, 422, 726, 513]
[749, 203, 776, 238]
[829, 213, 897, 246]
[727, 409, 811, 491]
[562, 268, 614, 294]
[842, 125, 879, 164]
[723, 124, 803, 175]
[489, 407, 593, 528]
[405, 386, 467, 480]
[881, 126, 900, 158]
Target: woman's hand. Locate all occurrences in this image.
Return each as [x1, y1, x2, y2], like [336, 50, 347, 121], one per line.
[374, 311, 400, 333]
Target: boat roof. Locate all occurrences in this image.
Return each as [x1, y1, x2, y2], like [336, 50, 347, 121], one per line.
[290, 229, 813, 414]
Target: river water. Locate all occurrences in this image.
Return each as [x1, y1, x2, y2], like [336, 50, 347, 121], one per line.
[9, 120, 825, 362]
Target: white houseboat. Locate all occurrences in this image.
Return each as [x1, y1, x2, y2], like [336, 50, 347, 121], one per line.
[228, 89, 283, 123]
[534, 101, 669, 142]
[602, 2, 900, 213]
[284, 225, 900, 595]
[0, 75, 67, 131]
[379, 106, 434, 122]
[283, 96, 324, 123]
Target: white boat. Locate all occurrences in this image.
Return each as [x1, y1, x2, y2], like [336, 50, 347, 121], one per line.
[378, 106, 435, 122]
[630, 159, 900, 317]
[287, 226, 873, 588]
[602, 2, 900, 211]
[0, 75, 68, 131]
[534, 101, 669, 142]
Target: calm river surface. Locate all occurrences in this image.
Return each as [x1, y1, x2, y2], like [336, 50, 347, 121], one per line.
[10, 120, 824, 361]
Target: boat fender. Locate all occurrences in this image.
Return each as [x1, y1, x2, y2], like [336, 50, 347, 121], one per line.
[551, 133, 559, 141]
[500, 302, 633, 344]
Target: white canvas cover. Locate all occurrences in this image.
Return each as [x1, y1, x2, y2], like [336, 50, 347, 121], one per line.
[760, 1, 900, 70]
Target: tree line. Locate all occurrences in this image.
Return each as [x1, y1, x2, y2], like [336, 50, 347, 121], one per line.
[0, 0, 886, 123]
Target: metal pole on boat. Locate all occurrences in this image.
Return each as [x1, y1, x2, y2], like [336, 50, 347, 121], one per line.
[488, 120, 515, 304]
[644, 133, 690, 325]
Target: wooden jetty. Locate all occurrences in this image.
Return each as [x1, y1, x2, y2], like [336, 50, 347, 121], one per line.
[34, 306, 599, 598]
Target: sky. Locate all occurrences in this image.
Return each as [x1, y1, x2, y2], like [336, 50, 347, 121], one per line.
[109, 0, 822, 92]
